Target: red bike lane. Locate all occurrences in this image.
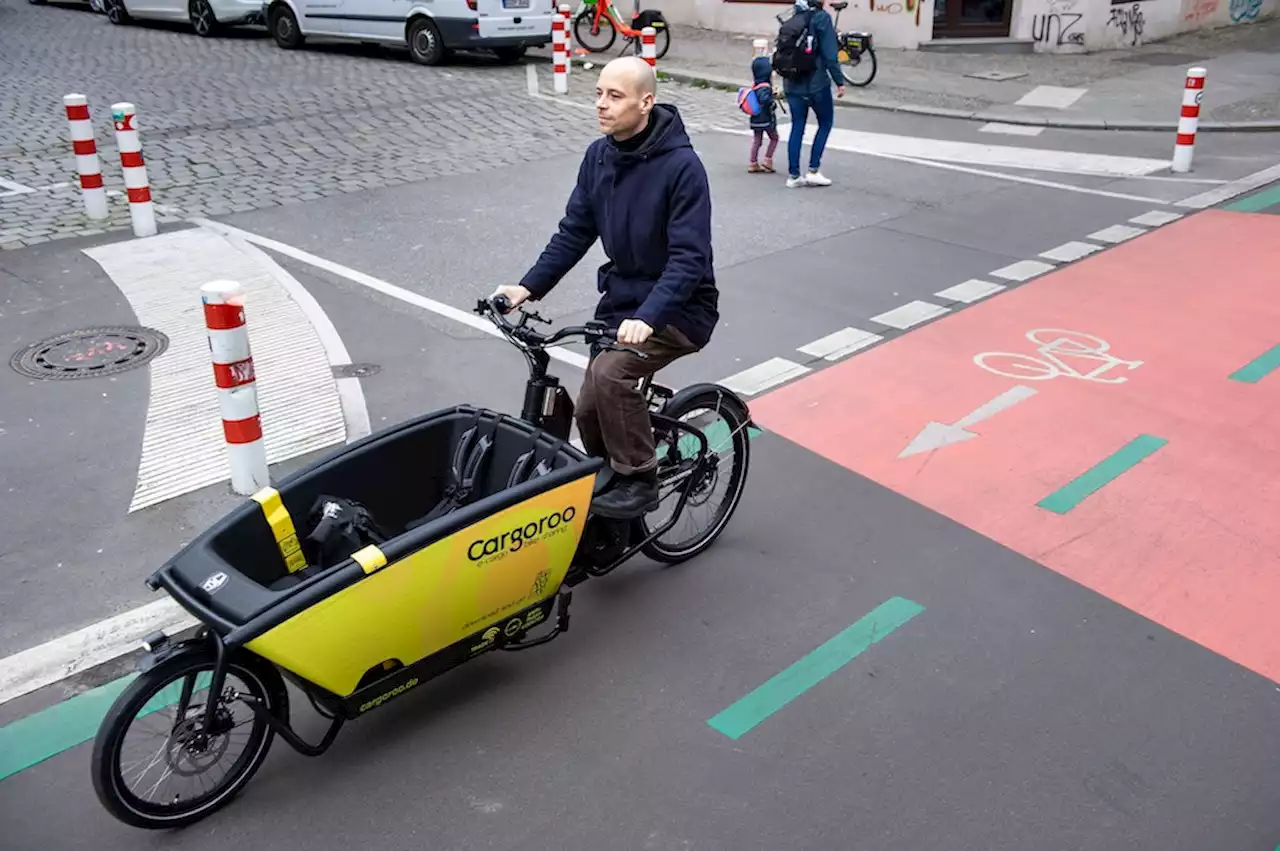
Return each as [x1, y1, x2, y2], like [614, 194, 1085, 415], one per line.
[750, 208, 1280, 685]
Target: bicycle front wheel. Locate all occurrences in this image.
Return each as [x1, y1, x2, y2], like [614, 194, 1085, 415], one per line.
[574, 11, 616, 52]
[91, 647, 285, 829]
[641, 385, 751, 564]
[842, 46, 876, 87]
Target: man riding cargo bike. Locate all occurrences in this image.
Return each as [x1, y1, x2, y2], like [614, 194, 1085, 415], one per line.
[88, 56, 752, 830]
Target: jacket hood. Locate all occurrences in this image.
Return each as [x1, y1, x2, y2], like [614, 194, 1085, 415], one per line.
[751, 56, 772, 83]
[608, 103, 691, 162]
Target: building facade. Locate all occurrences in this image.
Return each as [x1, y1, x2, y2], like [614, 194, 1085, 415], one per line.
[661, 0, 1275, 51]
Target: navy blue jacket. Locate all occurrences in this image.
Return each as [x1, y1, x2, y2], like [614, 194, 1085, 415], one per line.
[519, 104, 719, 348]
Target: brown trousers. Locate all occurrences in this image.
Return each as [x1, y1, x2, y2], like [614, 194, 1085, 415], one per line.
[576, 326, 699, 475]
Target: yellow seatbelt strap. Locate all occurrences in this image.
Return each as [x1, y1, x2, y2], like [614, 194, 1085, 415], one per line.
[251, 487, 308, 574]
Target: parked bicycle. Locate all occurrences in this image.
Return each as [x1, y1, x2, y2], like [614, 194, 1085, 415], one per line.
[573, 0, 671, 60]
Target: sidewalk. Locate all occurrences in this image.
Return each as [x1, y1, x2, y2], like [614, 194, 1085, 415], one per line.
[542, 17, 1280, 131]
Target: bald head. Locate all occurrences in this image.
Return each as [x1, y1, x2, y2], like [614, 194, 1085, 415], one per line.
[599, 55, 658, 98]
[595, 56, 658, 140]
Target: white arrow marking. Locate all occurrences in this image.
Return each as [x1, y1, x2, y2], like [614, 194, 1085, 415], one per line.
[898, 385, 1038, 458]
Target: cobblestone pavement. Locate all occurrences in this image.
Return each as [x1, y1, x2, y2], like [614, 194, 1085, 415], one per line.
[0, 0, 732, 249]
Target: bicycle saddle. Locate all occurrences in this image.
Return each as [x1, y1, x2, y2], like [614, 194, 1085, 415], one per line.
[830, 1, 848, 9]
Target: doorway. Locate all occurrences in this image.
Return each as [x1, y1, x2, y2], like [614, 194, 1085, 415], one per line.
[932, 0, 1012, 37]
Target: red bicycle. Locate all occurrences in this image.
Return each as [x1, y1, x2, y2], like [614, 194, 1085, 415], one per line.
[573, 0, 672, 60]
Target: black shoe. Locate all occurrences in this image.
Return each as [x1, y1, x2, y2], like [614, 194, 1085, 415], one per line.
[590, 471, 659, 519]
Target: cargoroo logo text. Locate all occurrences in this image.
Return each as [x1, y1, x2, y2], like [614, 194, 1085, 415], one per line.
[468, 506, 576, 562]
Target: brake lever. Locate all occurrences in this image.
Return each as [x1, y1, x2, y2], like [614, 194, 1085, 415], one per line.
[522, 310, 552, 326]
[598, 339, 650, 360]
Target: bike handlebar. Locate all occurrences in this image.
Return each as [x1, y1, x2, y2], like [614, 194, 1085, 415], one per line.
[474, 295, 650, 360]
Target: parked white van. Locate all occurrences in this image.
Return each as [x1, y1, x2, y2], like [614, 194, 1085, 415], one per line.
[265, 0, 554, 65]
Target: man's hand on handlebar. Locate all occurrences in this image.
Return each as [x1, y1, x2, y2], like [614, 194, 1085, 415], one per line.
[617, 318, 654, 346]
[489, 284, 531, 312]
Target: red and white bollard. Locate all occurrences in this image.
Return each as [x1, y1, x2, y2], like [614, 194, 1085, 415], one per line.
[63, 94, 108, 221]
[110, 102, 157, 237]
[1172, 67, 1206, 174]
[559, 4, 572, 79]
[641, 26, 657, 67]
[552, 12, 568, 95]
[202, 280, 269, 495]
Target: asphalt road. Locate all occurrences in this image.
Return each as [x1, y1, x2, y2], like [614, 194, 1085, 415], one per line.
[3, 1, 1280, 847]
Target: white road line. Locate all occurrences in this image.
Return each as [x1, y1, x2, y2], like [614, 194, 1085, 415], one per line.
[979, 122, 1045, 137]
[935, 279, 1005, 304]
[1129, 210, 1184, 227]
[797, 327, 883, 360]
[201, 219, 372, 445]
[0, 177, 36, 195]
[990, 259, 1055, 282]
[720, 357, 810, 396]
[84, 228, 348, 512]
[719, 125, 1169, 178]
[1040, 241, 1104, 262]
[190, 221, 591, 371]
[0, 598, 195, 706]
[1176, 163, 1280, 209]
[871, 300, 950, 330]
[1014, 85, 1087, 110]
[1087, 224, 1145, 243]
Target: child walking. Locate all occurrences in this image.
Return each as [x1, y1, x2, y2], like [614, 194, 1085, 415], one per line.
[744, 56, 780, 173]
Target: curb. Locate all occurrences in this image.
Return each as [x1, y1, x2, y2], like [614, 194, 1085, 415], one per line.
[648, 65, 1280, 133]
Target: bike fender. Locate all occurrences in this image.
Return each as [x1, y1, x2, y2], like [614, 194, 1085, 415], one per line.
[664, 382, 755, 429]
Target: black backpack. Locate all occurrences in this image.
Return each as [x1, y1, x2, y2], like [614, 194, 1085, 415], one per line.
[773, 9, 817, 80]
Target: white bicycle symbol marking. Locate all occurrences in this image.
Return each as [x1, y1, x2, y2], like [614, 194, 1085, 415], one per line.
[973, 329, 1143, 384]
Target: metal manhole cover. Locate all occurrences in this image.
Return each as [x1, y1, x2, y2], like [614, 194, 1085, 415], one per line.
[10, 326, 169, 380]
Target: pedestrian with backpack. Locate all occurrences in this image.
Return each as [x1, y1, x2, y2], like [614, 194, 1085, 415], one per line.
[739, 56, 781, 173]
[772, 0, 846, 188]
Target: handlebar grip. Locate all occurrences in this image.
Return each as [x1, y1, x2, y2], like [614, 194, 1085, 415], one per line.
[492, 294, 513, 314]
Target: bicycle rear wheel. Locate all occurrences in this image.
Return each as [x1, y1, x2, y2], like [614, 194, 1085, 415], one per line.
[641, 386, 751, 564]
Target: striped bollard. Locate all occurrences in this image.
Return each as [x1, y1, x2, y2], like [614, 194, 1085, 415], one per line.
[1172, 67, 1206, 174]
[752, 38, 769, 58]
[63, 95, 108, 220]
[641, 26, 656, 67]
[202, 280, 269, 495]
[552, 12, 568, 94]
[559, 4, 572, 79]
[110, 102, 157, 238]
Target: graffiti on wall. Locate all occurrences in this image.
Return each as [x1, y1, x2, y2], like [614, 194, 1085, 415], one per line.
[1181, 0, 1220, 20]
[1108, 1, 1146, 44]
[1030, 0, 1085, 48]
[1229, 0, 1262, 20]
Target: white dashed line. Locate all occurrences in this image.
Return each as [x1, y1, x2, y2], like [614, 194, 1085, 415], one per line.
[797, 327, 884, 361]
[1040, 241, 1104, 263]
[934, 279, 1005, 304]
[719, 357, 811, 397]
[870, 300, 950, 330]
[979, 122, 1045, 137]
[1129, 210, 1184, 227]
[990, 260, 1055, 282]
[1087, 224, 1146, 244]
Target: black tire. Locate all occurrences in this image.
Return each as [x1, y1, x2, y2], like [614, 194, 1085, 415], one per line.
[407, 16, 445, 66]
[28, 0, 49, 6]
[189, 0, 220, 37]
[104, 0, 130, 25]
[651, 25, 670, 60]
[268, 3, 304, 49]
[91, 646, 287, 830]
[641, 385, 751, 564]
[843, 46, 877, 87]
[573, 10, 616, 53]
[493, 45, 526, 64]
